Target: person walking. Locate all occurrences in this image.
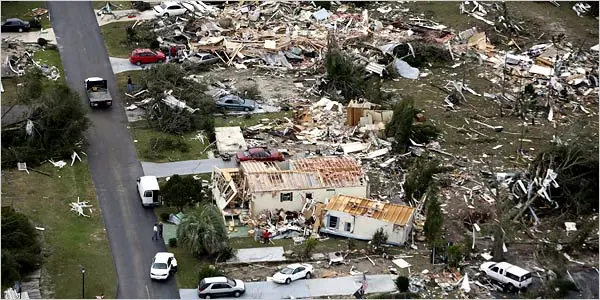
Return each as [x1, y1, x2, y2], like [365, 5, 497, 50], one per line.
[127, 75, 133, 93]
[172, 257, 178, 273]
[158, 222, 164, 239]
[152, 223, 158, 241]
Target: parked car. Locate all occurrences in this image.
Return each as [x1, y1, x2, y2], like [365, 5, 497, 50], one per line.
[153, 1, 187, 17]
[197, 276, 245, 299]
[150, 252, 175, 280]
[187, 52, 220, 65]
[129, 48, 166, 66]
[479, 262, 533, 290]
[236, 148, 285, 163]
[216, 95, 256, 111]
[272, 263, 314, 284]
[1, 18, 30, 32]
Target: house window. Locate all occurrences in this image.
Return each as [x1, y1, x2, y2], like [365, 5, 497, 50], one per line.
[328, 215, 338, 229]
[305, 193, 313, 200]
[280, 192, 293, 202]
[345, 222, 352, 232]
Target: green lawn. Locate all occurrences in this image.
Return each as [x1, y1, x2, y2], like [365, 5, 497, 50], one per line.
[0, 1, 51, 28]
[1, 161, 117, 298]
[214, 111, 292, 128]
[100, 21, 136, 58]
[130, 121, 210, 162]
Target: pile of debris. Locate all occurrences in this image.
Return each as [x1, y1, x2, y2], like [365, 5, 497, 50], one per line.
[1, 40, 61, 80]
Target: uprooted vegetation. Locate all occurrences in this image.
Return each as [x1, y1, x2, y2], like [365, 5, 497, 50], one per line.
[138, 64, 216, 137]
[385, 97, 441, 153]
[1, 69, 89, 166]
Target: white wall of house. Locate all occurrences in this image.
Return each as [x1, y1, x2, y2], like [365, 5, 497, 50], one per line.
[320, 210, 414, 245]
[250, 185, 368, 215]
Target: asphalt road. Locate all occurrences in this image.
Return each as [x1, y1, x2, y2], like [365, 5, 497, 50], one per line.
[48, 2, 179, 298]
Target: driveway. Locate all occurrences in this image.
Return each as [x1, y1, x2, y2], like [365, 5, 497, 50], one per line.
[179, 275, 398, 299]
[142, 158, 238, 177]
[47, 2, 178, 298]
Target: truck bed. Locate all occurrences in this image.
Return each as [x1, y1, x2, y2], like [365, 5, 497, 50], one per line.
[87, 90, 112, 102]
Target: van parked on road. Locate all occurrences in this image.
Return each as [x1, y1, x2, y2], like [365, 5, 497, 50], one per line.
[137, 176, 161, 207]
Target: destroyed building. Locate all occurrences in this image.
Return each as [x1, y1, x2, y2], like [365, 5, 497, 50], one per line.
[320, 194, 415, 245]
[211, 156, 368, 223]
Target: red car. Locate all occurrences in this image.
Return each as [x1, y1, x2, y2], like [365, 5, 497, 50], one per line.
[236, 148, 285, 163]
[129, 49, 166, 66]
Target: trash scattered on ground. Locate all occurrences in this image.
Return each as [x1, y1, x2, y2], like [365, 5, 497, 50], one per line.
[69, 197, 93, 217]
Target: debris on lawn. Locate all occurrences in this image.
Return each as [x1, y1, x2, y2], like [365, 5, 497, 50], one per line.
[70, 197, 93, 217]
[1, 41, 61, 80]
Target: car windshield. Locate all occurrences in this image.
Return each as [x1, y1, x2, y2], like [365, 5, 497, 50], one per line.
[227, 278, 236, 286]
[152, 262, 168, 269]
[160, 3, 168, 9]
[280, 267, 294, 275]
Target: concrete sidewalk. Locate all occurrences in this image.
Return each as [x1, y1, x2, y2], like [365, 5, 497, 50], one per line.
[141, 158, 238, 177]
[179, 274, 397, 299]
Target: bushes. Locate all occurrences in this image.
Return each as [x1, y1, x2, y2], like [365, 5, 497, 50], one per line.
[1, 207, 42, 287]
[168, 238, 177, 247]
[300, 237, 318, 259]
[395, 276, 410, 292]
[198, 265, 223, 282]
[160, 213, 170, 222]
[370, 228, 388, 254]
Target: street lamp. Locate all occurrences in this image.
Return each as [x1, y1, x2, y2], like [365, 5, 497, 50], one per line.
[81, 267, 86, 299]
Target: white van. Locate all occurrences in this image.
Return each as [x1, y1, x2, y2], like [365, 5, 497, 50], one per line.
[480, 261, 533, 290]
[137, 176, 162, 207]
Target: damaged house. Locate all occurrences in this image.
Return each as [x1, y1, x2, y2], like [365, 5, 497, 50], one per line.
[211, 156, 368, 223]
[320, 195, 415, 245]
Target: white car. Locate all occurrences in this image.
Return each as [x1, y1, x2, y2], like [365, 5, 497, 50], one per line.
[150, 252, 175, 280]
[272, 263, 314, 284]
[153, 1, 187, 17]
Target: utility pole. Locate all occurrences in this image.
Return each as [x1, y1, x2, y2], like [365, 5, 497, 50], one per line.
[81, 267, 86, 299]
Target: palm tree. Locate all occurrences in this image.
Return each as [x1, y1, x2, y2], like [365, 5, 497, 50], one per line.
[176, 203, 229, 257]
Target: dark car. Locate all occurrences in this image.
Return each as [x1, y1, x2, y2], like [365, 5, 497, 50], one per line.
[129, 48, 166, 65]
[216, 95, 256, 111]
[1, 18, 31, 32]
[197, 276, 245, 299]
[236, 148, 285, 163]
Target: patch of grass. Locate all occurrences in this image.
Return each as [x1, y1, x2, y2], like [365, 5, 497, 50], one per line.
[1, 161, 116, 298]
[214, 111, 292, 128]
[32, 48, 64, 77]
[100, 21, 136, 58]
[0, 1, 51, 29]
[1, 78, 20, 106]
[130, 120, 210, 162]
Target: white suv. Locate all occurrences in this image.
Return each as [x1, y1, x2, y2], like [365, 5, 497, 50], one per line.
[197, 276, 245, 299]
[480, 261, 533, 290]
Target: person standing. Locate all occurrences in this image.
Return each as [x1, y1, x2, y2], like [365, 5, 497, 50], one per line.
[158, 222, 164, 239]
[152, 223, 158, 241]
[127, 75, 133, 93]
[263, 229, 270, 244]
[172, 257, 178, 273]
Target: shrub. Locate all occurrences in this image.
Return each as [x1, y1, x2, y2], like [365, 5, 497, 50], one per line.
[168, 238, 177, 247]
[160, 212, 170, 222]
[395, 276, 410, 292]
[37, 37, 47, 47]
[198, 265, 223, 282]
[447, 245, 462, 268]
[236, 84, 261, 100]
[1, 207, 42, 286]
[301, 237, 319, 259]
[370, 228, 388, 254]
